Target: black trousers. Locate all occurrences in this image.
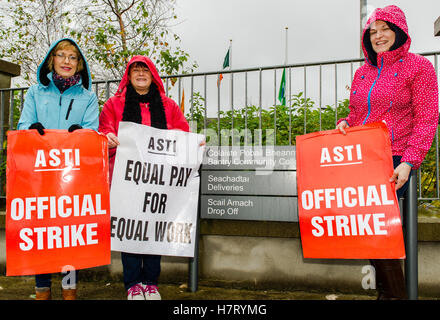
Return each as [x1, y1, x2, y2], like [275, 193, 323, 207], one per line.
[369, 155, 411, 299]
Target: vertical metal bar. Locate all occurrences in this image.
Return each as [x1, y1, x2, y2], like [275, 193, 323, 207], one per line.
[9, 89, 14, 131]
[217, 74, 221, 145]
[204, 74, 207, 135]
[0, 91, 5, 197]
[190, 76, 194, 121]
[230, 71, 234, 135]
[335, 63, 338, 125]
[288, 67, 292, 145]
[188, 169, 201, 292]
[303, 66, 307, 134]
[244, 72, 248, 146]
[435, 54, 439, 198]
[350, 62, 354, 81]
[20, 89, 24, 112]
[404, 170, 418, 300]
[436, 128, 440, 199]
[0, 91, 4, 141]
[94, 82, 99, 98]
[178, 77, 182, 111]
[319, 65, 322, 131]
[258, 68, 262, 130]
[187, 233, 199, 292]
[105, 81, 110, 101]
[188, 75, 200, 293]
[274, 69, 277, 145]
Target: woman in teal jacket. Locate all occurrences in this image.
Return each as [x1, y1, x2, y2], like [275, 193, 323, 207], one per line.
[17, 38, 98, 132]
[17, 38, 99, 300]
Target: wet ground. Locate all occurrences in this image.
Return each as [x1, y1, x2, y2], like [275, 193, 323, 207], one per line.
[0, 273, 379, 301]
[1, 274, 439, 319]
[0, 274, 426, 301]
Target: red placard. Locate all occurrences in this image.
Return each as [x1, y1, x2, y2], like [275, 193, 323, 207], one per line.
[6, 129, 110, 276]
[296, 123, 405, 259]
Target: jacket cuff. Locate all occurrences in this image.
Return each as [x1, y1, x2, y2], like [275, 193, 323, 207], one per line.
[336, 119, 350, 126]
[405, 161, 414, 168]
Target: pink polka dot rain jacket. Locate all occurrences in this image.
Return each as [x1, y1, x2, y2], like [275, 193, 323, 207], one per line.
[338, 5, 439, 169]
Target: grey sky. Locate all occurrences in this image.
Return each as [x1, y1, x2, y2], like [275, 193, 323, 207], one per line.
[173, 0, 440, 72]
[167, 1, 440, 117]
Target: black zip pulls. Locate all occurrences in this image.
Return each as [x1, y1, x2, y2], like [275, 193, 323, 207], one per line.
[66, 99, 75, 120]
[63, 98, 82, 132]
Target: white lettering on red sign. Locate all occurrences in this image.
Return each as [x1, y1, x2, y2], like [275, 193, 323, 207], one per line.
[34, 149, 80, 171]
[10, 194, 106, 220]
[310, 213, 387, 237]
[320, 144, 362, 167]
[18, 223, 99, 251]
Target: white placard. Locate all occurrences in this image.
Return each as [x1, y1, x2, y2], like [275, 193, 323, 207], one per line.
[110, 122, 205, 257]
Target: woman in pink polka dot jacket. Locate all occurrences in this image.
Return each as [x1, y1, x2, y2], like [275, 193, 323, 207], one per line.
[337, 5, 439, 299]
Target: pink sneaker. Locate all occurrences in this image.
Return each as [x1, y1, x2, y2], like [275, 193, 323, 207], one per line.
[127, 283, 145, 300]
[142, 284, 161, 300]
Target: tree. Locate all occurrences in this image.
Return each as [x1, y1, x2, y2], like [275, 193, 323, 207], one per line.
[69, 0, 196, 79]
[0, 0, 72, 84]
[0, 0, 196, 84]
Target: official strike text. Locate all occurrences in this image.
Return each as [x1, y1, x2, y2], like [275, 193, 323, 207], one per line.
[301, 184, 395, 237]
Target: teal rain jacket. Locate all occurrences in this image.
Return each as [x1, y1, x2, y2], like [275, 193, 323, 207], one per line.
[17, 38, 99, 131]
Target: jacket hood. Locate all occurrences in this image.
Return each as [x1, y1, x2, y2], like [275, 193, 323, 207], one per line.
[37, 38, 92, 90]
[362, 5, 411, 66]
[116, 55, 165, 96]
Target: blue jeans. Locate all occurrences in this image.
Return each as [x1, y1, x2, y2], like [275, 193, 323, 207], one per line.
[121, 252, 161, 290]
[35, 270, 78, 289]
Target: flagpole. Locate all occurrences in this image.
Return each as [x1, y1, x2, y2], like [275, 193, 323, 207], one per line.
[229, 39, 232, 69]
[285, 27, 288, 65]
[284, 27, 288, 105]
[229, 39, 234, 141]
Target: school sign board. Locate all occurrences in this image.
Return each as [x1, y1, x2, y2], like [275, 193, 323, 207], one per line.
[296, 123, 406, 259]
[6, 130, 111, 276]
[201, 146, 297, 222]
[110, 122, 205, 257]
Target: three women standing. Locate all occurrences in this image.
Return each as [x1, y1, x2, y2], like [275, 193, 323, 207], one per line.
[13, 4, 440, 301]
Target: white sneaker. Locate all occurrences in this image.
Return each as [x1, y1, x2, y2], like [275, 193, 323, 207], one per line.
[127, 283, 145, 300]
[142, 284, 161, 300]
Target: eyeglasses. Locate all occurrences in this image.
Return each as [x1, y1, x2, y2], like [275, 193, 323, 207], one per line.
[54, 53, 79, 62]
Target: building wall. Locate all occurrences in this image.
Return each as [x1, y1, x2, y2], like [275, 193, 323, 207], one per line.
[1, 217, 440, 296]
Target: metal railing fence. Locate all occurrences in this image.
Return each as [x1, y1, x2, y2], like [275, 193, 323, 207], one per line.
[1, 51, 439, 200]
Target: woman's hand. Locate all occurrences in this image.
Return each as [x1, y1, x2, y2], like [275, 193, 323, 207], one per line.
[107, 132, 120, 149]
[390, 162, 412, 191]
[336, 120, 349, 135]
[29, 122, 45, 135]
